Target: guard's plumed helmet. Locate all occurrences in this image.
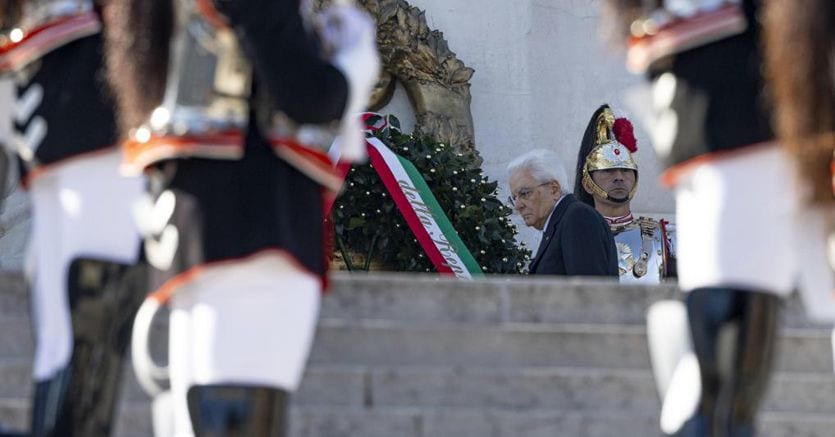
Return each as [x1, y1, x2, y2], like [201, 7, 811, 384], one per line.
[573, 104, 638, 206]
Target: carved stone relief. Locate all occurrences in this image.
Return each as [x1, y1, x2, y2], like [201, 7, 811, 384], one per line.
[314, 0, 481, 163]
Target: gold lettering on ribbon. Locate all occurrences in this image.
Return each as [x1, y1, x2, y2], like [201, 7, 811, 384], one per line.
[398, 179, 465, 274]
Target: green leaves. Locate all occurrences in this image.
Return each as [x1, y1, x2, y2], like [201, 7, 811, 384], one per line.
[333, 115, 530, 274]
[346, 217, 366, 231]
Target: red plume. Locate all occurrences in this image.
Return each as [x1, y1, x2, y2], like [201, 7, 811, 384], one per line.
[613, 118, 637, 153]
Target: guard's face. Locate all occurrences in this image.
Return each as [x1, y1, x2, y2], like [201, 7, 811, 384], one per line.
[509, 169, 560, 231]
[590, 168, 636, 203]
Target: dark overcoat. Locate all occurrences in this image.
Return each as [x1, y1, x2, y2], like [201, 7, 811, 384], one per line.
[528, 194, 619, 277]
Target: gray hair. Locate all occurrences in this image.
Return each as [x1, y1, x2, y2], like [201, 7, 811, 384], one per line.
[506, 149, 568, 188]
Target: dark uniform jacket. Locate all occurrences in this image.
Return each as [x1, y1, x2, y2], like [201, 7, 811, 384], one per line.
[14, 33, 117, 180]
[117, 0, 350, 292]
[528, 194, 618, 277]
[647, 0, 773, 171]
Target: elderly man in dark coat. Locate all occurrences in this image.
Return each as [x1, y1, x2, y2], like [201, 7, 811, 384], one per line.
[508, 149, 618, 276]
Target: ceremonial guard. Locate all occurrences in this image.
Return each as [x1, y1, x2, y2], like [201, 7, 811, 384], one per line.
[764, 0, 835, 388]
[104, 0, 379, 434]
[573, 104, 676, 284]
[601, 0, 835, 435]
[0, 1, 145, 435]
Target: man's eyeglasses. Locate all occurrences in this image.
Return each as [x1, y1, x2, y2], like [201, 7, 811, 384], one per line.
[508, 182, 551, 205]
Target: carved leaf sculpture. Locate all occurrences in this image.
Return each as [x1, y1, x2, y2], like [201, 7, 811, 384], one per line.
[313, 0, 480, 162]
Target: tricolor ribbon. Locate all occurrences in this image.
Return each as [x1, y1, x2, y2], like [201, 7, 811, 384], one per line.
[331, 113, 483, 278]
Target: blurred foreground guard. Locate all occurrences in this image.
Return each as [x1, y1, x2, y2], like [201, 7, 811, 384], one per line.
[764, 0, 835, 397]
[0, 1, 146, 436]
[104, 0, 379, 435]
[573, 104, 677, 284]
[602, 0, 835, 435]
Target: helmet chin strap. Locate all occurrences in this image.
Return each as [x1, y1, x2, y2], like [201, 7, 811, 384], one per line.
[607, 194, 631, 204]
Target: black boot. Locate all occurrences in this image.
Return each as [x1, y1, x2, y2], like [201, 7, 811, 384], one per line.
[725, 290, 779, 437]
[30, 368, 71, 437]
[187, 384, 289, 437]
[676, 413, 709, 437]
[680, 288, 780, 437]
[30, 259, 147, 437]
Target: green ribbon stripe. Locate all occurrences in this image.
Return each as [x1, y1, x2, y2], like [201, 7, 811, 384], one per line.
[397, 155, 484, 277]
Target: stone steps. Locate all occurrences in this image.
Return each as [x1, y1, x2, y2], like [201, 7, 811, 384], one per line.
[0, 271, 834, 436]
[0, 271, 823, 327]
[311, 319, 833, 372]
[0, 316, 829, 373]
[108, 404, 835, 437]
[284, 408, 835, 437]
[1, 360, 834, 415]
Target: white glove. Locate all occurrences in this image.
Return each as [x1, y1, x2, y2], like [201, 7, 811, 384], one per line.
[664, 0, 728, 18]
[318, 4, 380, 162]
